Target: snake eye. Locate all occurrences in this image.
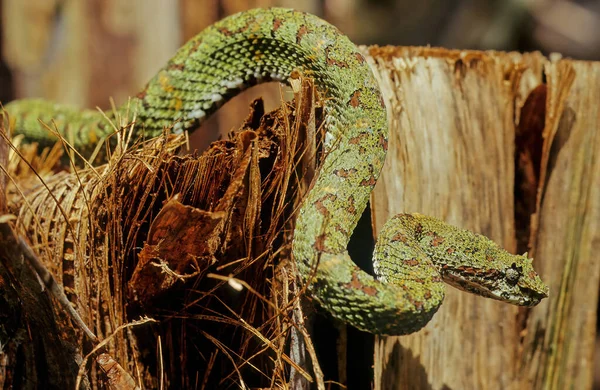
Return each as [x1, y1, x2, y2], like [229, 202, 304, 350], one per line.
[506, 264, 520, 285]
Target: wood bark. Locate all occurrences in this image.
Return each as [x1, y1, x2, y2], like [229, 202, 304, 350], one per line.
[365, 46, 598, 390]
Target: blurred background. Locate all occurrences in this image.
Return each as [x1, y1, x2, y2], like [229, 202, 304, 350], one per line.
[2, 0, 600, 145]
[0, 0, 598, 388]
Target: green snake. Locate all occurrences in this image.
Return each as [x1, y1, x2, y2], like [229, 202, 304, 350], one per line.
[5, 8, 548, 335]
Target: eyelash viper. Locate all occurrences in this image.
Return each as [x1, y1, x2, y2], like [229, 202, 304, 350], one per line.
[5, 7, 548, 335]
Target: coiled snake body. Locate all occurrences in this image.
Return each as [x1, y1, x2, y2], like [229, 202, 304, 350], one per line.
[6, 8, 548, 335]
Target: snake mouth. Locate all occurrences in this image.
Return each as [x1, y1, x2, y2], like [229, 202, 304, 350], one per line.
[515, 287, 548, 307]
[442, 271, 548, 307]
[499, 292, 541, 307]
[469, 288, 544, 307]
[485, 285, 548, 307]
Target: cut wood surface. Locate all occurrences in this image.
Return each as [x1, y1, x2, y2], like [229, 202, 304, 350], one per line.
[365, 46, 598, 390]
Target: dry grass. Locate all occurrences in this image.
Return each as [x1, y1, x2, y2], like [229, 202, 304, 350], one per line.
[0, 76, 329, 389]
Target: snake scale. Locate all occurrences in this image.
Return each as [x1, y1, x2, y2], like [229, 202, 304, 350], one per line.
[6, 8, 548, 335]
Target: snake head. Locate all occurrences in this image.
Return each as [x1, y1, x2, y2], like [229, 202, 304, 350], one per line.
[408, 213, 549, 307]
[443, 250, 549, 307]
[494, 252, 549, 306]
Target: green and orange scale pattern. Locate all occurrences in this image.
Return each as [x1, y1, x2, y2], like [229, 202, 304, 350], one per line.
[6, 8, 548, 335]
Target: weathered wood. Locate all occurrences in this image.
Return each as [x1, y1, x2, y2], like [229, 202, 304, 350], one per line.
[365, 46, 598, 390]
[525, 60, 599, 390]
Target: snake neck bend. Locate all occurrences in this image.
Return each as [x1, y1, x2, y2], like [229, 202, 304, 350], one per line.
[8, 8, 428, 334]
[132, 8, 407, 333]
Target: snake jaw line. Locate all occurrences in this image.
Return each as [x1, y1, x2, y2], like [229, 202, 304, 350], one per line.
[442, 268, 547, 307]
